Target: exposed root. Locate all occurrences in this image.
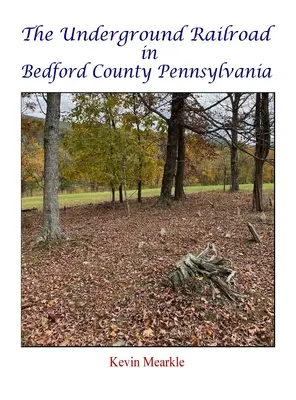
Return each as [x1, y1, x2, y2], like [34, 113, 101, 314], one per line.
[155, 195, 173, 207]
[32, 230, 69, 248]
[169, 243, 245, 302]
[247, 222, 261, 243]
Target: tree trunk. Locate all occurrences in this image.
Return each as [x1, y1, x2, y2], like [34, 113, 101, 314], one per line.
[122, 153, 130, 217]
[159, 125, 178, 204]
[223, 166, 227, 191]
[253, 159, 264, 211]
[137, 121, 143, 203]
[169, 244, 245, 302]
[230, 93, 240, 192]
[247, 222, 261, 243]
[21, 179, 26, 196]
[175, 94, 188, 200]
[253, 93, 262, 211]
[253, 93, 270, 211]
[230, 145, 239, 191]
[137, 179, 142, 203]
[159, 93, 187, 205]
[119, 184, 123, 203]
[111, 186, 115, 203]
[41, 93, 63, 240]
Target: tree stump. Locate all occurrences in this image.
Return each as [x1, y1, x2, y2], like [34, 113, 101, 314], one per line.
[247, 222, 261, 243]
[169, 244, 245, 302]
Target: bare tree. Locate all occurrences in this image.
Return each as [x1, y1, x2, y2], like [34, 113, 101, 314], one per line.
[174, 93, 190, 200]
[229, 93, 240, 191]
[185, 93, 258, 191]
[139, 92, 274, 206]
[253, 93, 271, 211]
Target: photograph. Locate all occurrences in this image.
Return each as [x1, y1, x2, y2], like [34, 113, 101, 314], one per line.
[21, 92, 275, 347]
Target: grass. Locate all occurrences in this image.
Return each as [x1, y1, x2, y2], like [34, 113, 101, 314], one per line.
[21, 183, 274, 210]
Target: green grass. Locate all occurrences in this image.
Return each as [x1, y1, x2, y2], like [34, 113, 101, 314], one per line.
[21, 183, 274, 210]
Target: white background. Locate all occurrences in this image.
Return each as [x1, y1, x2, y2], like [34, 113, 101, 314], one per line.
[0, 0, 295, 399]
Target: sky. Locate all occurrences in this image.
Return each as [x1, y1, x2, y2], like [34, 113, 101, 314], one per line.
[22, 92, 218, 119]
[22, 93, 75, 118]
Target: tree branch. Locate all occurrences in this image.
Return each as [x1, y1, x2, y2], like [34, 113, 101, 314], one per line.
[138, 94, 170, 123]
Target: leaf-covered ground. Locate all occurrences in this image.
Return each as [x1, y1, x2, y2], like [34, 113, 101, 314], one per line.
[21, 191, 274, 347]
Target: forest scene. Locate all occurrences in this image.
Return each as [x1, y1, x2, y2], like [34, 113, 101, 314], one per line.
[21, 92, 274, 346]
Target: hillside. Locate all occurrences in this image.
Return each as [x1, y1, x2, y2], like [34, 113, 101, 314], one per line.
[21, 114, 72, 134]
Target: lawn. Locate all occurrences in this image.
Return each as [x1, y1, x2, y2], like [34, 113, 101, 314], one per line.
[22, 183, 274, 210]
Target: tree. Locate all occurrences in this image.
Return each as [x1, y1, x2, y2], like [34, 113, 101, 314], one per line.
[68, 93, 124, 200]
[139, 93, 190, 204]
[253, 93, 271, 211]
[64, 122, 123, 195]
[66, 93, 163, 203]
[229, 93, 240, 191]
[174, 93, 190, 200]
[39, 93, 64, 240]
[21, 116, 44, 196]
[121, 93, 162, 203]
[158, 94, 182, 204]
[185, 93, 258, 191]
[184, 133, 217, 185]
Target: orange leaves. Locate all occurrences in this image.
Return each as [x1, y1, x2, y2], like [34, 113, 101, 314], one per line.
[203, 326, 213, 337]
[143, 311, 152, 329]
[110, 324, 118, 331]
[109, 324, 126, 345]
[142, 311, 154, 338]
[191, 335, 199, 346]
[21, 116, 45, 190]
[109, 324, 118, 338]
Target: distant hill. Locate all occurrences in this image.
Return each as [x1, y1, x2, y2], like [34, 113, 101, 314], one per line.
[21, 115, 72, 134]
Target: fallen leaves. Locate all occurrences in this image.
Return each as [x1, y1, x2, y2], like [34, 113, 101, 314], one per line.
[143, 328, 154, 338]
[191, 335, 199, 346]
[60, 338, 71, 346]
[21, 191, 274, 346]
